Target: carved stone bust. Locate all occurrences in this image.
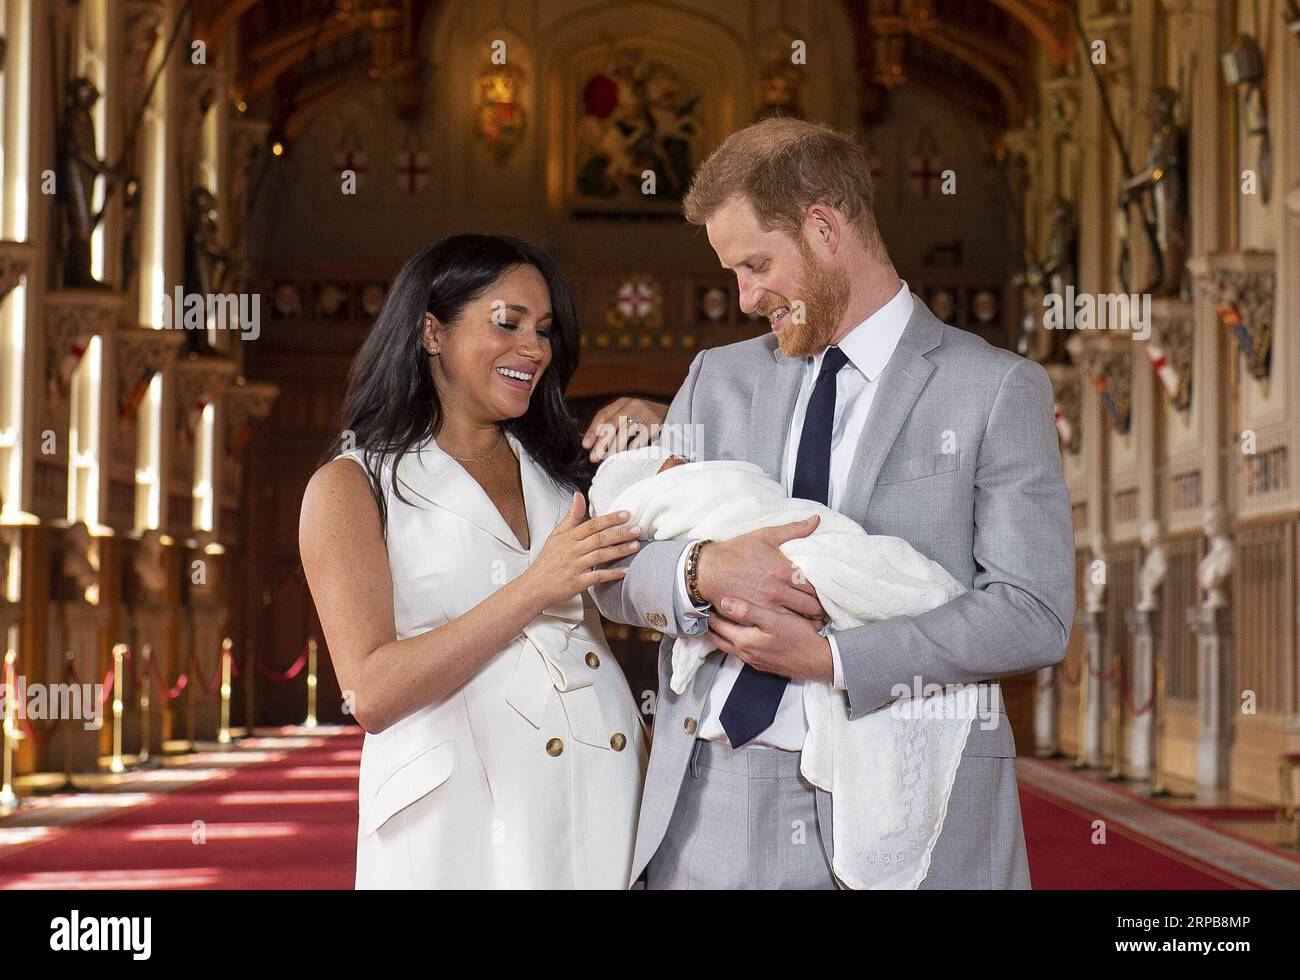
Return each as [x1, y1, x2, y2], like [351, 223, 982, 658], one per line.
[133, 529, 168, 604]
[1197, 504, 1233, 610]
[1137, 519, 1166, 612]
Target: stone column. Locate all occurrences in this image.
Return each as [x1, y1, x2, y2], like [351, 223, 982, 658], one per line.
[1124, 606, 1159, 779]
[1033, 665, 1059, 757]
[1082, 607, 1107, 765]
[1187, 605, 1235, 788]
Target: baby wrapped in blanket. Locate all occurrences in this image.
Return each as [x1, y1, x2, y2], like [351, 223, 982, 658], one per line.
[589, 443, 980, 889]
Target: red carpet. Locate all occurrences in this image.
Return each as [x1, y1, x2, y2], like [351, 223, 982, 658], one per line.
[0, 731, 361, 889]
[1020, 783, 1241, 889]
[0, 731, 1283, 888]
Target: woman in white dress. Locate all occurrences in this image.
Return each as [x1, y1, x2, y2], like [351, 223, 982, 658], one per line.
[300, 233, 662, 888]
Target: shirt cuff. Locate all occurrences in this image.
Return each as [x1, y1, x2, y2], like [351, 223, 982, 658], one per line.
[827, 632, 846, 691]
[674, 540, 711, 636]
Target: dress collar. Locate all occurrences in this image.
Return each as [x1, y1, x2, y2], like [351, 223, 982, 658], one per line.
[393, 428, 559, 556]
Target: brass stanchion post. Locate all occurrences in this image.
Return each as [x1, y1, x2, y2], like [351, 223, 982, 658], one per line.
[1, 638, 20, 812]
[109, 643, 127, 774]
[138, 644, 152, 765]
[305, 637, 318, 729]
[217, 638, 233, 744]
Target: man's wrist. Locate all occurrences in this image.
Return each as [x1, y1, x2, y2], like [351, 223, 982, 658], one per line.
[684, 539, 714, 608]
[827, 633, 845, 689]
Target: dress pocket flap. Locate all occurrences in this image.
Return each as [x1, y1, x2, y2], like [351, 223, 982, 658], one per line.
[364, 740, 456, 835]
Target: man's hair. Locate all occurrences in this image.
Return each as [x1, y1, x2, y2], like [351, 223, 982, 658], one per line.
[682, 117, 884, 256]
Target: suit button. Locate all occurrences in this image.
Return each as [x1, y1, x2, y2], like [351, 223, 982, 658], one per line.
[546, 738, 564, 757]
[585, 651, 601, 669]
[646, 612, 667, 629]
[610, 732, 627, 751]
[683, 716, 697, 735]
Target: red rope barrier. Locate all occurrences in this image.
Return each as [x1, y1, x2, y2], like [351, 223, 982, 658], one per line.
[122, 645, 142, 689]
[16, 711, 57, 748]
[253, 644, 308, 683]
[189, 649, 217, 695]
[1087, 659, 1121, 684]
[1120, 659, 1156, 716]
[190, 645, 237, 695]
[146, 651, 188, 700]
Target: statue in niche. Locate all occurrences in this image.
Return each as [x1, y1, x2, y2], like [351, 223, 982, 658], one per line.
[183, 187, 229, 352]
[1197, 504, 1232, 610]
[1013, 196, 1075, 363]
[1136, 519, 1166, 612]
[58, 78, 121, 288]
[133, 529, 168, 605]
[60, 521, 98, 602]
[1118, 86, 1188, 298]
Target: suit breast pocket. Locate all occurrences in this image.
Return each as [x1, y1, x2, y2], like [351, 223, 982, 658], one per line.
[875, 451, 960, 486]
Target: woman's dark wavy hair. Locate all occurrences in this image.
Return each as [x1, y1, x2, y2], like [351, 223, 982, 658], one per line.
[320, 233, 595, 533]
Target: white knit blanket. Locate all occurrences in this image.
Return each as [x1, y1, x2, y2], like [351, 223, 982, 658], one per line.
[590, 453, 975, 889]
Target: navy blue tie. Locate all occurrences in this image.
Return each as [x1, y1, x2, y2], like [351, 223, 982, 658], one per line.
[719, 345, 848, 748]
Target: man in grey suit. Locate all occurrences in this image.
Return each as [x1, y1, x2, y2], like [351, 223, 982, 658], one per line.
[591, 117, 1074, 889]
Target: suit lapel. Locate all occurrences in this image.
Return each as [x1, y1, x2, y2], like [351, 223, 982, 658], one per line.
[750, 342, 806, 481]
[838, 296, 944, 523]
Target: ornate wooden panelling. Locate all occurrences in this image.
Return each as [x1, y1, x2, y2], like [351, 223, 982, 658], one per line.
[1161, 535, 1202, 702]
[1233, 519, 1296, 717]
[1105, 545, 1138, 691]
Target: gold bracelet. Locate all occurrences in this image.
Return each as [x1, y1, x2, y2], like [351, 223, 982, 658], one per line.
[685, 539, 713, 607]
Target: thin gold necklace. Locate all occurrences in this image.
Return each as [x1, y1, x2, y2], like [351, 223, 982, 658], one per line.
[444, 429, 505, 464]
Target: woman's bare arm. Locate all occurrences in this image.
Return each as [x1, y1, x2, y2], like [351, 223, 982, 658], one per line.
[298, 457, 637, 733]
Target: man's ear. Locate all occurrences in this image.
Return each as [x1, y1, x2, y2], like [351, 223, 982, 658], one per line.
[805, 203, 841, 254]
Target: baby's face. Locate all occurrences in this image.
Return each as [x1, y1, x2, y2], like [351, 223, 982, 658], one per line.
[657, 455, 687, 473]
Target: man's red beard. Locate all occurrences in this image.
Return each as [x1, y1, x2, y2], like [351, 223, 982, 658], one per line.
[758, 239, 851, 357]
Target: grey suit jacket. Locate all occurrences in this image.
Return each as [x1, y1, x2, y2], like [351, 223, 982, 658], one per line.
[590, 295, 1075, 888]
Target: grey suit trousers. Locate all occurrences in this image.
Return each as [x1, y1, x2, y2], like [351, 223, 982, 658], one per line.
[647, 739, 838, 889]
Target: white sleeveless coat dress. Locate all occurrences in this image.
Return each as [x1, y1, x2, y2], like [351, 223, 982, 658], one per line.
[336, 430, 646, 888]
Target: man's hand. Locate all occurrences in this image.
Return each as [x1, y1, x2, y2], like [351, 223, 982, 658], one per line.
[696, 517, 826, 620]
[706, 597, 834, 683]
[581, 397, 669, 461]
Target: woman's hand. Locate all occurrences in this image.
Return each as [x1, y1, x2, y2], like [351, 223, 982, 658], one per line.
[581, 397, 669, 462]
[519, 492, 642, 612]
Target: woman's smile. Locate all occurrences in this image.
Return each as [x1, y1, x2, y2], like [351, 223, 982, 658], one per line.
[495, 365, 536, 390]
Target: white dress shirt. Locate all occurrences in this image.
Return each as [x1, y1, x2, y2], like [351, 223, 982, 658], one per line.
[672, 280, 915, 749]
